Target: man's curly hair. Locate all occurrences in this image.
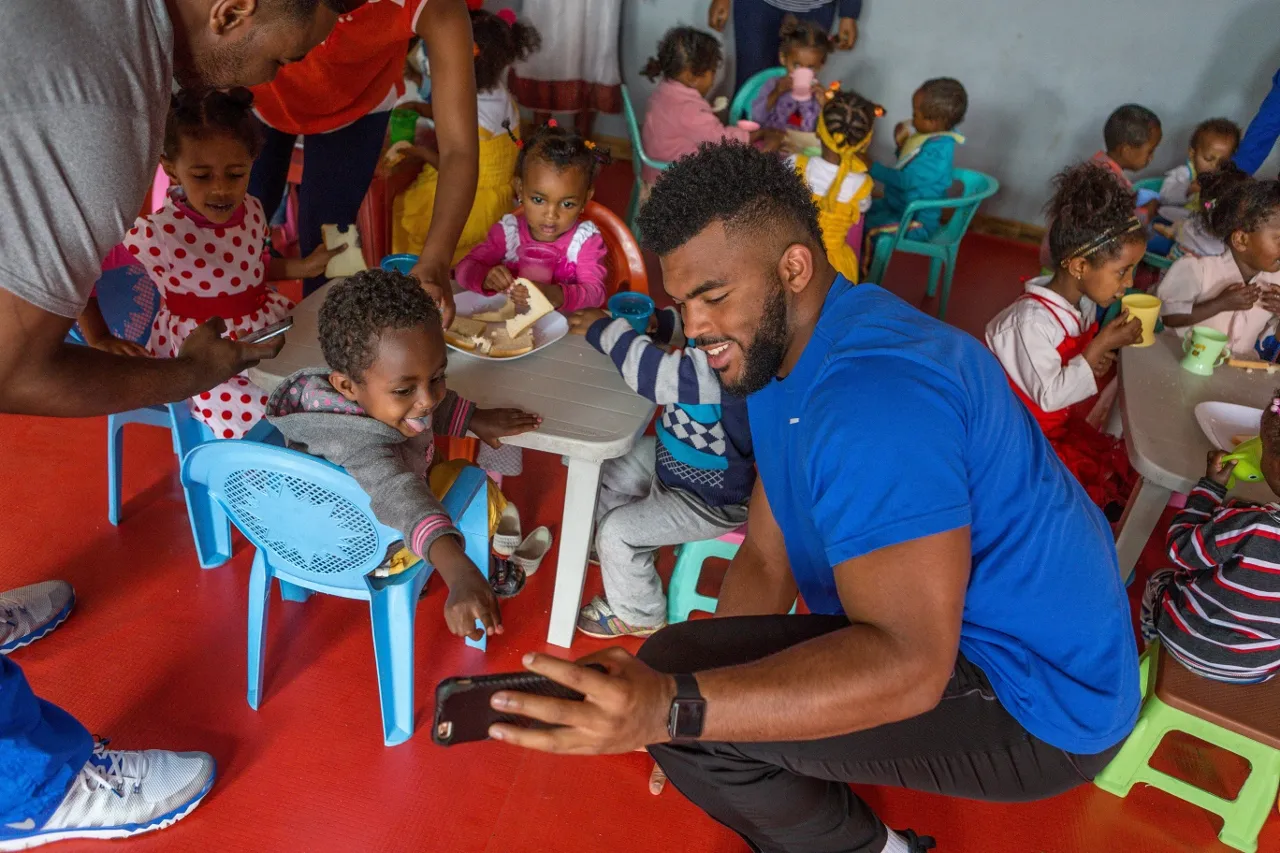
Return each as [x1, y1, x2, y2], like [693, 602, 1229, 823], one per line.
[637, 141, 822, 257]
[319, 269, 441, 382]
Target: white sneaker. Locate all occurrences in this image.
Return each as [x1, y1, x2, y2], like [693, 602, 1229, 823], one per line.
[0, 740, 215, 850]
[0, 582, 75, 655]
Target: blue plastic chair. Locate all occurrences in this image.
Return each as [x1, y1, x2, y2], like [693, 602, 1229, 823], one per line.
[863, 168, 1000, 321]
[181, 442, 491, 746]
[728, 67, 787, 125]
[620, 84, 671, 234]
[1134, 176, 1173, 272]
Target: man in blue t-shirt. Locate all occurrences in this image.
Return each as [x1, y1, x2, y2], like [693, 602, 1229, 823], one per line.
[484, 142, 1139, 852]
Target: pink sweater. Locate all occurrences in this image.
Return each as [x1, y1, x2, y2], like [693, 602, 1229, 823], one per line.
[454, 214, 607, 313]
[641, 79, 750, 183]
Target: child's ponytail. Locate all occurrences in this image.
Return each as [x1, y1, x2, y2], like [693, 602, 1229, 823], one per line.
[516, 120, 612, 184]
[1045, 162, 1144, 267]
[471, 8, 542, 91]
[641, 56, 663, 82]
[641, 26, 722, 83]
[163, 87, 262, 161]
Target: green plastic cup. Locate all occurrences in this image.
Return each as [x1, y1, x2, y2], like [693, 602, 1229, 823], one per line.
[388, 109, 419, 145]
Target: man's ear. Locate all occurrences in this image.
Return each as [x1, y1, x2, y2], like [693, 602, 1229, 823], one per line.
[777, 243, 816, 295]
[329, 371, 361, 403]
[210, 0, 258, 36]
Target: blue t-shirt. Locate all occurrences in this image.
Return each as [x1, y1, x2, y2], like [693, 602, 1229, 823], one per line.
[747, 278, 1139, 755]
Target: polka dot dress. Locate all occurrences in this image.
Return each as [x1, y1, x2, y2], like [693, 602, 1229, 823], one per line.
[125, 193, 292, 439]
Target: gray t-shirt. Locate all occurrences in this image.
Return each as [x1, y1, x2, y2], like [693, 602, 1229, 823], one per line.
[0, 0, 173, 318]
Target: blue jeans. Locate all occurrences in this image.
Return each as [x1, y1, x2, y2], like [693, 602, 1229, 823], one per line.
[0, 657, 92, 825]
[733, 0, 838, 91]
[249, 110, 392, 297]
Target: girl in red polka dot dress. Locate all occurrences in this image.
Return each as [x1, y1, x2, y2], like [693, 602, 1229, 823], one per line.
[124, 89, 342, 439]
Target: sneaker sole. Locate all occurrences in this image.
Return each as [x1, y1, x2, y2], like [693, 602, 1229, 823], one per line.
[0, 764, 215, 851]
[0, 593, 75, 655]
[575, 622, 664, 639]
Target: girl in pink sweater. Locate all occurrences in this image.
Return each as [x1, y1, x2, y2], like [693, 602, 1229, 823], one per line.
[639, 27, 783, 184]
[454, 123, 610, 314]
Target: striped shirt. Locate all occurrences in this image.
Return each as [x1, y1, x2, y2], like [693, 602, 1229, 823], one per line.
[764, 0, 862, 16]
[1157, 478, 1280, 683]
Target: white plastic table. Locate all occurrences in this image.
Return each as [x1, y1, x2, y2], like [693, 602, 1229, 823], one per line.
[1115, 332, 1275, 578]
[248, 282, 655, 647]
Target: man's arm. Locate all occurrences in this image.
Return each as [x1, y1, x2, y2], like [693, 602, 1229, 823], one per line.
[0, 287, 282, 417]
[714, 477, 798, 617]
[1235, 68, 1280, 175]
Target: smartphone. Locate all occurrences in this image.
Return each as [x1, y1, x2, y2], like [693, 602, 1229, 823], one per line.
[239, 317, 293, 344]
[433, 664, 605, 747]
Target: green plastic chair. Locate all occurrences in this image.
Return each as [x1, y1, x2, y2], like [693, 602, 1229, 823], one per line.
[1094, 643, 1280, 853]
[729, 67, 787, 124]
[620, 84, 670, 235]
[863, 168, 1000, 320]
[1134, 176, 1173, 271]
[666, 527, 796, 623]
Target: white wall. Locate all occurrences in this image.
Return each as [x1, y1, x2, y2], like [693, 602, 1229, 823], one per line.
[497, 0, 1280, 224]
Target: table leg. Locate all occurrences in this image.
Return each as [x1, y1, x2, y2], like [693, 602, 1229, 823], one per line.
[546, 457, 603, 648]
[1115, 477, 1171, 583]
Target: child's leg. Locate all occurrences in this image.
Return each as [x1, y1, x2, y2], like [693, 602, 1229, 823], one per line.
[595, 482, 745, 629]
[1139, 568, 1176, 645]
[597, 436, 660, 524]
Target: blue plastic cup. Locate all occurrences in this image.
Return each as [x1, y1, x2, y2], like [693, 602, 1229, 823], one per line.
[608, 292, 656, 334]
[380, 253, 418, 275]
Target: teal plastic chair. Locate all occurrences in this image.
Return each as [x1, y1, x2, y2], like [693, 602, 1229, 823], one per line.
[729, 67, 787, 124]
[1095, 643, 1280, 853]
[182, 442, 491, 746]
[863, 168, 1000, 321]
[620, 84, 671, 234]
[667, 527, 795, 623]
[1134, 176, 1173, 271]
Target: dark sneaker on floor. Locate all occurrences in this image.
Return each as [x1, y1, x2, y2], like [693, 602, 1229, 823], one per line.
[489, 556, 526, 598]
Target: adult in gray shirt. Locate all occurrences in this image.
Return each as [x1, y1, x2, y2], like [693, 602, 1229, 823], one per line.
[0, 1, 341, 848]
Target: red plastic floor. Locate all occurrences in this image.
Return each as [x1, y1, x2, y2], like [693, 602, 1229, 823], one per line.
[1, 163, 1276, 851]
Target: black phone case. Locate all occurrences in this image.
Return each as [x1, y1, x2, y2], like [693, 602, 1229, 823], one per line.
[432, 666, 602, 747]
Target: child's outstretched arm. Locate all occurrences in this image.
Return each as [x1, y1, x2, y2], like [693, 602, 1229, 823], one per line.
[77, 296, 149, 358]
[578, 311, 723, 406]
[454, 221, 509, 295]
[430, 389, 541, 445]
[556, 232, 608, 313]
[1166, 451, 1265, 573]
[267, 240, 346, 282]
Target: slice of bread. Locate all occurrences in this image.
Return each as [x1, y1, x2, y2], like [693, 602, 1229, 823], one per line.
[505, 279, 555, 338]
[444, 316, 488, 351]
[321, 224, 368, 278]
[487, 326, 535, 358]
[470, 302, 517, 323]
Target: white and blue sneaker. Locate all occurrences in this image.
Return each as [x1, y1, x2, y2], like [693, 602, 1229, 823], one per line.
[0, 582, 75, 655]
[0, 740, 215, 850]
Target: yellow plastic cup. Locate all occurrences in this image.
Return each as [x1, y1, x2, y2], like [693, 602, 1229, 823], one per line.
[1120, 293, 1161, 347]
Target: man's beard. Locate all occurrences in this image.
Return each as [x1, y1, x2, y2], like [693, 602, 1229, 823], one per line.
[700, 280, 790, 397]
[174, 38, 252, 92]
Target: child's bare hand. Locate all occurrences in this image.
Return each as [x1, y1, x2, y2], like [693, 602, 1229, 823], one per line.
[1101, 312, 1143, 349]
[444, 571, 503, 641]
[1140, 199, 1161, 221]
[1090, 351, 1116, 377]
[1213, 282, 1260, 313]
[1259, 284, 1280, 314]
[484, 265, 517, 294]
[299, 242, 345, 278]
[752, 128, 785, 153]
[470, 407, 542, 447]
[1206, 449, 1238, 486]
[1153, 222, 1175, 240]
[568, 308, 612, 335]
[894, 121, 911, 147]
[92, 337, 150, 358]
[1189, 179, 1201, 196]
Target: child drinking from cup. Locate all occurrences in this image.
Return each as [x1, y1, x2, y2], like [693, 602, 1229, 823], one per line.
[864, 77, 967, 255]
[1156, 177, 1280, 359]
[789, 86, 880, 282]
[454, 122, 610, 314]
[1142, 396, 1280, 683]
[112, 89, 341, 439]
[750, 15, 832, 134]
[266, 270, 542, 619]
[566, 304, 754, 638]
[639, 27, 784, 190]
[391, 7, 542, 264]
[986, 162, 1145, 515]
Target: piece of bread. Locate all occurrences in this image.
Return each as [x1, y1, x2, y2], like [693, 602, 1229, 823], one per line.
[505, 279, 555, 338]
[321, 224, 368, 278]
[444, 329, 479, 351]
[469, 301, 517, 323]
[444, 316, 488, 351]
[487, 326, 535, 358]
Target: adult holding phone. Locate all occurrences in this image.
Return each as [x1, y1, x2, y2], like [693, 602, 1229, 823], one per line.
[708, 0, 861, 92]
[250, 0, 480, 324]
[0, 1, 337, 847]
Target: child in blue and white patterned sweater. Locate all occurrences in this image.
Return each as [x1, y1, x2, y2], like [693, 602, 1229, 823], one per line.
[568, 306, 755, 638]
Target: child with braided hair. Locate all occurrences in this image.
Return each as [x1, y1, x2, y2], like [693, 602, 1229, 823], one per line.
[789, 85, 881, 282]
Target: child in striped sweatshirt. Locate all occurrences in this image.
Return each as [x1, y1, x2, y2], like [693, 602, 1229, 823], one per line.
[568, 306, 755, 638]
[1142, 391, 1280, 683]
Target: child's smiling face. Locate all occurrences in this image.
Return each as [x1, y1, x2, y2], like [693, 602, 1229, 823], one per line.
[514, 159, 594, 243]
[331, 324, 450, 439]
[162, 131, 254, 224]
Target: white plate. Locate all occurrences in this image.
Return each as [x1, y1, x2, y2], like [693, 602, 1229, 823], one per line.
[1194, 401, 1264, 451]
[446, 290, 568, 361]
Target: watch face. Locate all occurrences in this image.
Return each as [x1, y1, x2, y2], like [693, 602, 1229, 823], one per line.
[670, 698, 707, 740]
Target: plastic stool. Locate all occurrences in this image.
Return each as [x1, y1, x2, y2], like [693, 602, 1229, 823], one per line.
[1094, 644, 1280, 852]
[667, 528, 745, 624]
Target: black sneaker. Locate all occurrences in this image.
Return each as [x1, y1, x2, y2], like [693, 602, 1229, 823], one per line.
[489, 555, 526, 598]
[900, 829, 937, 851]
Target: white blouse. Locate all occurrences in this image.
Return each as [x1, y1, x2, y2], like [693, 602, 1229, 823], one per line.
[1155, 251, 1280, 356]
[787, 154, 872, 209]
[986, 279, 1099, 413]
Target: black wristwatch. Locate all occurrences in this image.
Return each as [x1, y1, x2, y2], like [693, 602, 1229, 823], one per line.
[667, 673, 706, 742]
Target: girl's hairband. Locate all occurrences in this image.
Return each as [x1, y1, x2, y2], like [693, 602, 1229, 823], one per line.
[502, 118, 613, 165]
[1062, 217, 1143, 264]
